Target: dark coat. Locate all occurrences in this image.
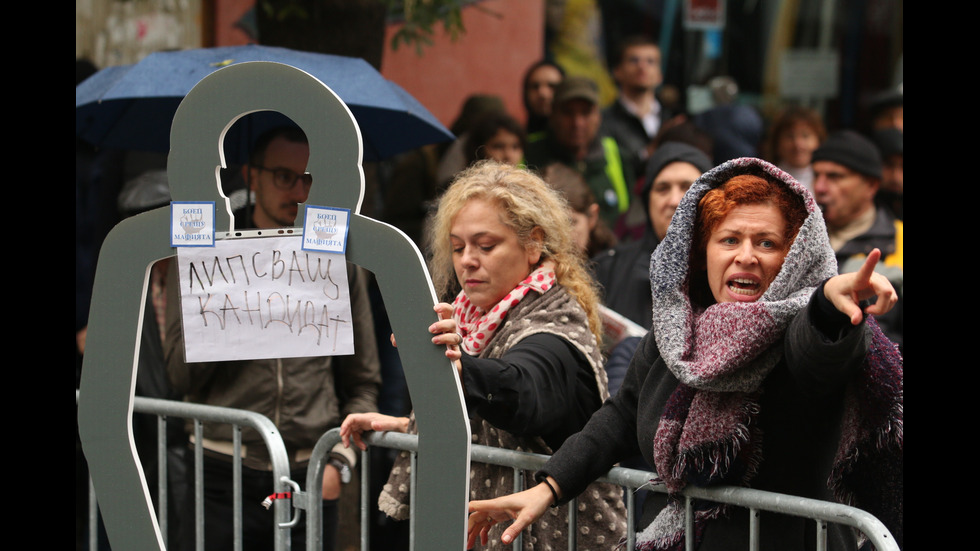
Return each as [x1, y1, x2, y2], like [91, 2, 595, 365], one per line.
[592, 230, 659, 330]
[541, 288, 869, 550]
[600, 98, 674, 175]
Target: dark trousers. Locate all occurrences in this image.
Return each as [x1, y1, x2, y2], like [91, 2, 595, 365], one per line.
[178, 454, 337, 551]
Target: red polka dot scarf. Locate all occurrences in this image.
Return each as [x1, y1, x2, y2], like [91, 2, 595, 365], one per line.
[452, 262, 556, 355]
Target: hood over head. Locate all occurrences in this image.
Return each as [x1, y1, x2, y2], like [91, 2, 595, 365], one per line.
[649, 157, 838, 391]
[640, 142, 713, 224]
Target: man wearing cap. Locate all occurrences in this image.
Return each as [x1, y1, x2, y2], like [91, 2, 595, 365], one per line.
[524, 76, 634, 228]
[812, 129, 903, 348]
[593, 141, 712, 329]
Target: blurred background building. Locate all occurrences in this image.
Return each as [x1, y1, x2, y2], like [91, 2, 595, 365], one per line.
[76, 0, 903, 132]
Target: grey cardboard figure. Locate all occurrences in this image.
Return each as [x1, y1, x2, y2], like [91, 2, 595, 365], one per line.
[78, 62, 471, 550]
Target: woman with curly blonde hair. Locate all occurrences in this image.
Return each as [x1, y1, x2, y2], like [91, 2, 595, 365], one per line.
[342, 160, 626, 549]
[427, 160, 603, 340]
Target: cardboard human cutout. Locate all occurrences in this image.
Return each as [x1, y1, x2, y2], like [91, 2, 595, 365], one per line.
[78, 62, 470, 550]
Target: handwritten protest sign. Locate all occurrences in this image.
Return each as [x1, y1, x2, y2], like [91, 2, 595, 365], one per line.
[176, 235, 354, 362]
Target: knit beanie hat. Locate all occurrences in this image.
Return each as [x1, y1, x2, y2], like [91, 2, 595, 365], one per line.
[639, 142, 714, 221]
[643, 143, 714, 194]
[811, 130, 882, 179]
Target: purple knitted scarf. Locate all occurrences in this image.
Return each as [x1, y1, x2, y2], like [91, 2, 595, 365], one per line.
[638, 158, 903, 550]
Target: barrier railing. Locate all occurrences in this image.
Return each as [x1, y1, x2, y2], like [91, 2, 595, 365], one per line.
[79, 394, 898, 551]
[307, 429, 899, 551]
[77, 392, 296, 551]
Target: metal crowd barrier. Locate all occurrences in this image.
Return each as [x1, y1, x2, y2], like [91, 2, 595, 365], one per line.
[307, 429, 899, 551]
[79, 394, 898, 551]
[77, 392, 296, 551]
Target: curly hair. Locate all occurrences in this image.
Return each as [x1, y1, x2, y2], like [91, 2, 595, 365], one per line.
[427, 160, 602, 341]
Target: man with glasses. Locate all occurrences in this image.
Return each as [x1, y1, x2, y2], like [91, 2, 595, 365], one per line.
[244, 126, 314, 229]
[166, 126, 381, 550]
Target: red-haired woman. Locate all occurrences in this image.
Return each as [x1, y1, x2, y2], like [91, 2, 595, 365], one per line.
[467, 158, 903, 550]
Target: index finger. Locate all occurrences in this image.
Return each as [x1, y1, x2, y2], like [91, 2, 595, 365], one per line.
[854, 248, 882, 287]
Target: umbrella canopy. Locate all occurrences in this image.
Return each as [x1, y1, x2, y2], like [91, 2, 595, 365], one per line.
[75, 45, 453, 161]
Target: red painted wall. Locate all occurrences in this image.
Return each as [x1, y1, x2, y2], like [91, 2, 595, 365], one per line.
[213, 0, 256, 46]
[212, 0, 543, 130]
[381, 0, 545, 128]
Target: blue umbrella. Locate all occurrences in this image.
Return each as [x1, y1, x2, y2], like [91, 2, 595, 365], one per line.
[75, 45, 454, 161]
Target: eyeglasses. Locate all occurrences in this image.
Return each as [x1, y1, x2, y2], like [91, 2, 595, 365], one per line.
[252, 165, 313, 191]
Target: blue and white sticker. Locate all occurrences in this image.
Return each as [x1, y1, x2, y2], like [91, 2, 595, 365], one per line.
[302, 205, 351, 254]
[171, 201, 215, 247]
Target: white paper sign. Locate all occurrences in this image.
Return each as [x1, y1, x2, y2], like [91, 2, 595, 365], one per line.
[176, 235, 354, 362]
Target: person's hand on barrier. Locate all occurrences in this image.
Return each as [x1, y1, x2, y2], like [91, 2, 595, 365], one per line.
[430, 303, 463, 374]
[824, 248, 898, 325]
[467, 479, 558, 547]
[340, 413, 410, 451]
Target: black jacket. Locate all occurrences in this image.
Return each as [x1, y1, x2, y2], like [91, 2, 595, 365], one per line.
[592, 230, 660, 329]
[540, 288, 870, 550]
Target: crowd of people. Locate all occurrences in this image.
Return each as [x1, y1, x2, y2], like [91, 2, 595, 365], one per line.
[76, 33, 904, 550]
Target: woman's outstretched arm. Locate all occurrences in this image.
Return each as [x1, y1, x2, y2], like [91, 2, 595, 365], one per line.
[341, 304, 463, 451]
